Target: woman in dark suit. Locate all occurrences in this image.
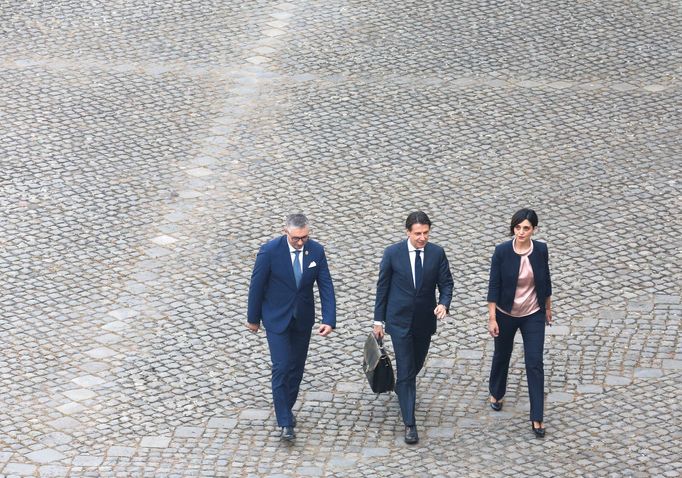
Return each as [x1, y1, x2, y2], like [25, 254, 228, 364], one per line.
[486, 208, 552, 437]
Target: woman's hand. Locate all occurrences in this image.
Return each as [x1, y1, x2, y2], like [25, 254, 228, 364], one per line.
[488, 318, 499, 337]
[545, 309, 553, 326]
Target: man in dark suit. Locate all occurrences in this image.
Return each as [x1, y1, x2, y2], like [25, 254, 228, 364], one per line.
[247, 214, 336, 441]
[374, 211, 454, 444]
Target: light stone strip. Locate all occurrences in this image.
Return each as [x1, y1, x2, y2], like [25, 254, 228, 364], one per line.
[45, 1, 299, 466]
[2, 56, 675, 95]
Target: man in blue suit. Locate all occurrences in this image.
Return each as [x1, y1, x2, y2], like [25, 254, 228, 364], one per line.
[247, 214, 336, 441]
[374, 211, 453, 444]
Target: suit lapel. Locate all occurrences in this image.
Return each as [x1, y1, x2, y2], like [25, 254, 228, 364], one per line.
[417, 243, 434, 292]
[280, 236, 298, 289]
[300, 245, 311, 281]
[401, 241, 416, 291]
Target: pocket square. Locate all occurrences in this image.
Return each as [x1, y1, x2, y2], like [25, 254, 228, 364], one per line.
[308, 261, 317, 268]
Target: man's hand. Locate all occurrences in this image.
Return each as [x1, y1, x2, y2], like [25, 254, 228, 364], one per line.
[318, 324, 333, 336]
[246, 322, 260, 333]
[545, 309, 553, 326]
[434, 304, 448, 320]
[373, 324, 384, 340]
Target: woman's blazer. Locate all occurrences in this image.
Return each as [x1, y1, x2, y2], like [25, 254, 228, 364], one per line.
[486, 239, 552, 314]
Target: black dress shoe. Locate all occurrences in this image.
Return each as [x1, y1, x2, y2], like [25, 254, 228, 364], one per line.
[404, 425, 419, 444]
[531, 423, 545, 438]
[490, 399, 503, 411]
[281, 426, 296, 441]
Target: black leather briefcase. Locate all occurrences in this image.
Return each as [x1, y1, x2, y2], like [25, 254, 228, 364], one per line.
[363, 332, 395, 394]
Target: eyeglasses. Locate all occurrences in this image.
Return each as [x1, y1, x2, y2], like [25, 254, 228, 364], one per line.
[288, 234, 309, 243]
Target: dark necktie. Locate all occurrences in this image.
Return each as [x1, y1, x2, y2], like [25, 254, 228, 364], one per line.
[414, 249, 423, 290]
[293, 250, 302, 287]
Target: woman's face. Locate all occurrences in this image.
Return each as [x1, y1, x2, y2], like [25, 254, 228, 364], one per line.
[513, 219, 536, 244]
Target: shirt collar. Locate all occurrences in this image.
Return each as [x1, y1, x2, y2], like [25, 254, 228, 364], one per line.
[407, 241, 423, 253]
[288, 243, 303, 254]
[512, 238, 533, 256]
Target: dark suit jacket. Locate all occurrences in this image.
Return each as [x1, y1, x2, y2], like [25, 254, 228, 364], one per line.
[247, 236, 336, 334]
[487, 239, 552, 313]
[374, 240, 454, 337]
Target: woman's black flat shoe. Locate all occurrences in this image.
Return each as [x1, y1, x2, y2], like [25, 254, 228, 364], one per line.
[490, 401, 502, 411]
[532, 423, 545, 438]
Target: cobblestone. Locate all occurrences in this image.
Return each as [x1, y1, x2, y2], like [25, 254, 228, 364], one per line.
[1, 0, 680, 477]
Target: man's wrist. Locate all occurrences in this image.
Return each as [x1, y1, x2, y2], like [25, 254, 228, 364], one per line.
[373, 321, 384, 327]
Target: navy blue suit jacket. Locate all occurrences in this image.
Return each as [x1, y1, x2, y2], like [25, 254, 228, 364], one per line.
[247, 236, 336, 334]
[374, 240, 454, 337]
[487, 239, 552, 313]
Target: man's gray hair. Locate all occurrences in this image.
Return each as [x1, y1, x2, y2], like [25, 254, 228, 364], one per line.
[286, 213, 309, 230]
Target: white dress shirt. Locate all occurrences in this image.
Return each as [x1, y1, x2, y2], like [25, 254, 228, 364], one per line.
[407, 241, 424, 288]
[288, 244, 304, 275]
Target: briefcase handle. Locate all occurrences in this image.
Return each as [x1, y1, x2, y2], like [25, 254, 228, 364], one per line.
[376, 337, 388, 358]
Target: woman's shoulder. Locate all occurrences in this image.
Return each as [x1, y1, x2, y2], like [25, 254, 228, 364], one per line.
[532, 239, 549, 252]
[494, 240, 514, 253]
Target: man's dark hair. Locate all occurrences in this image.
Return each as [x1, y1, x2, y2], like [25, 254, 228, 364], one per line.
[405, 211, 431, 231]
[286, 213, 309, 229]
[509, 208, 539, 235]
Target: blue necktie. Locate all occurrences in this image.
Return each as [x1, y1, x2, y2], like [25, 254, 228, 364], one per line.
[293, 250, 302, 288]
[414, 249, 423, 290]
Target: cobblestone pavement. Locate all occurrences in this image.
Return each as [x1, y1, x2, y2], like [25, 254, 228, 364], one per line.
[1, 1, 680, 477]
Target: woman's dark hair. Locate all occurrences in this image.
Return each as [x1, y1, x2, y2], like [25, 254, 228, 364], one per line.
[405, 211, 431, 231]
[510, 208, 538, 235]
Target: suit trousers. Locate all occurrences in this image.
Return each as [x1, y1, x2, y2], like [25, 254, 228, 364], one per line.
[391, 329, 432, 426]
[266, 317, 312, 427]
[488, 310, 546, 422]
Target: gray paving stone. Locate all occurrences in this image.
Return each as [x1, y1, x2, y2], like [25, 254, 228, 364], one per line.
[107, 447, 136, 458]
[605, 375, 633, 386]
[25, 449, 66, 464]
[108, 309, 138, 320]
[361, 447, 390, 457]
[71, 375, 106, 387]
[662, 360, 682, 370]
[55, 403, 85, 415]
[304, 391, 334, 401]
[547, 392, 574, 403]
[634, 368, 664, 378]
[140, 436, 171, 448]
[83, 347, 117, 359]
[546, 325, 570, 335]
[576, 384, 604, 394]
[426, 426, 456, 438]
[101, 321, 129, 332]
[72, 455, 104, 467]
[327, 456, 357, 469]
[62, 389, 96, 401]
[38, 465, 69, 477]
[4, 463, 37, 475]
[295, 466, 323, 476]
[47, 417, 81, 430]
[174, 426, 204, 438]
[206, 418, 238, 429]
[239, 409, 271, 420]
[457, 350, 484, 359]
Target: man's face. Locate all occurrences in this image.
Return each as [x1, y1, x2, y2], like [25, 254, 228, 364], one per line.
[406, 223, 430, 249]
[286, 225, 310, 250]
